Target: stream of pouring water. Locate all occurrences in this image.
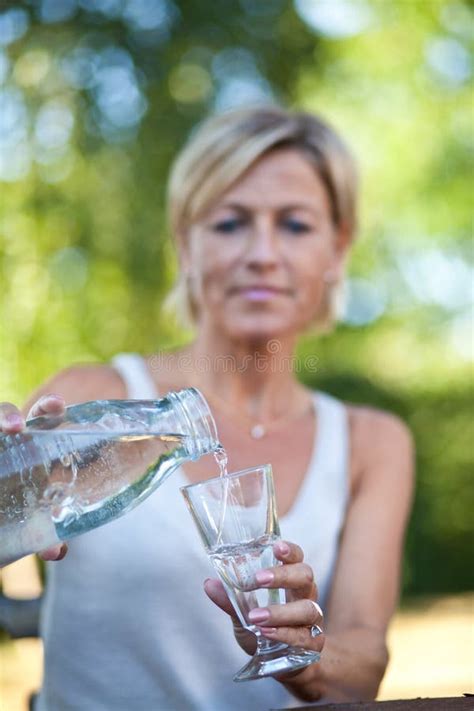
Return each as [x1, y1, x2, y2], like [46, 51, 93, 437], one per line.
[214, 445, 228, 478]
[214, 445, 229, 546]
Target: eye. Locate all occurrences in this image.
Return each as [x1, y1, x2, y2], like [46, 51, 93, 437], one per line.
[212, 218, 245, 234]
[282, 218, 313, 234]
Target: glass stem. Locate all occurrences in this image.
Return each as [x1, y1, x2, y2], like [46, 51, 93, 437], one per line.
[255, 631, 288, 655]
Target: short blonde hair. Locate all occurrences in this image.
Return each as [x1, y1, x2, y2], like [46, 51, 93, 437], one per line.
[165, 105, 358, 330]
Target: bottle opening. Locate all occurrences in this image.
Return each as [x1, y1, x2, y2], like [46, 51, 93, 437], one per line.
[168, 388, 220, 459]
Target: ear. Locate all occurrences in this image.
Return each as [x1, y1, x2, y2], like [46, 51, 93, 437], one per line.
[175, 227, 192, 271]
[331, 222, 353, 279]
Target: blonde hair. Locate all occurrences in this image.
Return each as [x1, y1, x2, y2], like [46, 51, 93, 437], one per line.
[165, 105, 358, 330]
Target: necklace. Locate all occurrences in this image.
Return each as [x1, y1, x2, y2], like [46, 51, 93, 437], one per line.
[205, 391, 314, 440]
[249, 423, 267, 440]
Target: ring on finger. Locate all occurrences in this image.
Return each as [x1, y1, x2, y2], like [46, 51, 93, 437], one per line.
[310, 624, 323, 638]
[308, 599, 324, 623]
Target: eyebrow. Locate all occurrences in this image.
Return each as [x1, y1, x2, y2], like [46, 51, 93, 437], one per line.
[215, 202, 323, 218]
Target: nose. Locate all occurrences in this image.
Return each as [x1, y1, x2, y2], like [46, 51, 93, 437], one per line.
[244, 217, 280, 271]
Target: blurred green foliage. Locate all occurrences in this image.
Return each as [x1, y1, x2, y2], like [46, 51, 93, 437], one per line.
[0, 0, 472, 595]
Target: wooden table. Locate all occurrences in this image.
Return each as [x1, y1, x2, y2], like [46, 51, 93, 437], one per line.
[272, 697, 474, 710]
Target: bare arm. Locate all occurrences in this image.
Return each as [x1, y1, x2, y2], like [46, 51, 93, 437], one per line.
[281, 409, 415, 702]
[21, 364, 125, 416]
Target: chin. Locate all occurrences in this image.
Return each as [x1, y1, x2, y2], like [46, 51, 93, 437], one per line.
[222, 313, 299, 343]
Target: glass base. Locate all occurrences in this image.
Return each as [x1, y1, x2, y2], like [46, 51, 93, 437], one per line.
[233, 645, 320, 682]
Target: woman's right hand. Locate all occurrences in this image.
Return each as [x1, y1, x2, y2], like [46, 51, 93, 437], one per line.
[0, 394, 69, 564]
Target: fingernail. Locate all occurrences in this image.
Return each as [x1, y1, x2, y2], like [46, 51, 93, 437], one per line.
[259, 627, 277, 635]
[248, 608, 270, 623]
[7, 415, 23, 427]
[40, 545, 63, 561]
[56, 543, 68, 561]
[43, 394, 62, 404]
[256, 570, 274, 586]
[276, 541, 290, 556]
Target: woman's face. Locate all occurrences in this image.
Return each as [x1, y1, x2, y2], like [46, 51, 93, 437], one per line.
[183, 148, 348, 342]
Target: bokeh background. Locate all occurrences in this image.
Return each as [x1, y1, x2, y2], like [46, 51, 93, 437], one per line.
[0, 0, 472, 708]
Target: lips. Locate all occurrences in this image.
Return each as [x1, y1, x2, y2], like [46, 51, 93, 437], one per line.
[229, 285, 292, 301]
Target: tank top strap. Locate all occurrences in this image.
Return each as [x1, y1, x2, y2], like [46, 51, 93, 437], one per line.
[111, 353, 158, 399]
[312, 390, 349, 479]
[280, 391, 349, 608]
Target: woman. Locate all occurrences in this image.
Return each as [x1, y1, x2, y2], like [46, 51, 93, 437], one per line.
[1, 106, 414, 709]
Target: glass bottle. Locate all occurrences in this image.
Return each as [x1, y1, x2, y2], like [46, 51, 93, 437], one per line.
[0, 388, 220, 566]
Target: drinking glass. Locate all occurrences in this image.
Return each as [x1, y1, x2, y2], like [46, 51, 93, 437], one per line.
[181, 464, 320, 681]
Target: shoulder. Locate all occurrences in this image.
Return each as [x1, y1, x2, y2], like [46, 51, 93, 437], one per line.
[314, 390, 413, 453]
[347, 404, 414, 451]
[24, 363, 126, 412]
[346, 404, 415, 494]
[143, 348, 195, 392]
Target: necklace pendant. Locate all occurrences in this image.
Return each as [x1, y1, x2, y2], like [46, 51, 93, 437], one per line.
[250, 423, 266, 439]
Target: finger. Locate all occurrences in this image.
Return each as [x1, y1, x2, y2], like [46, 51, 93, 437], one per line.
[39, 543, 68, 561]
[248, 598, 324, 628]
[258, 623, 325, 654]
[204, 578, 257, 654]
[273, 540, 304, 564]
[255, 562, 317, 600]
[0, 403, 24, 433]
[204, 578, 240, 622]
[27, 394, 66, 420]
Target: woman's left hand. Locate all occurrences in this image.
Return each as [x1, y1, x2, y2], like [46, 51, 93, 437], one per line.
[204, 540, 325, 660]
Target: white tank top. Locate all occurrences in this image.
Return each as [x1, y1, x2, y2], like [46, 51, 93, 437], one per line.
[37, 353, 349, 711]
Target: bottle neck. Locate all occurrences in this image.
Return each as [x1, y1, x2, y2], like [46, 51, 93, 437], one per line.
[168, 388, 220, 460]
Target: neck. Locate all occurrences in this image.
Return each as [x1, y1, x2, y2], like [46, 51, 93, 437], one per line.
[185, 326, 305, 421]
